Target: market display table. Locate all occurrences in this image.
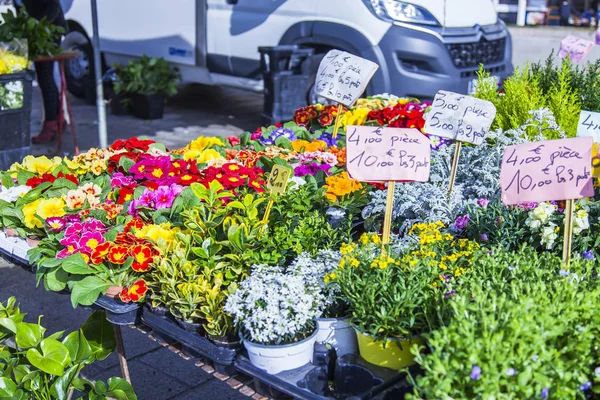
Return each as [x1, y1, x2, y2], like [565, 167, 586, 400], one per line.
[33, 51, 82, 156]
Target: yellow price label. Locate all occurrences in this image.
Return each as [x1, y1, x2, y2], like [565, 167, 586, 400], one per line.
[593, 143, 600, 178]
[267, 165, 290, 195]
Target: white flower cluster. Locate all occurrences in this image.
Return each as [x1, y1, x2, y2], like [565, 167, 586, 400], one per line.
[225, 250, 342, 344]
[526, 202, 558, 250]
[0, 185, 30, 202]
[0, 81, 24, 110]
[287, 250, 342, 316]
[225, 264, 323, 345]
[362, 108, 562, 233]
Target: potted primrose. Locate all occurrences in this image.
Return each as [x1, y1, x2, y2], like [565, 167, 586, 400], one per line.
[113, 55, 180, 120]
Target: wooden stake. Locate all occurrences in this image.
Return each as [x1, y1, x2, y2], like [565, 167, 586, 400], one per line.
[114, 325, 131, 384]
[447, 142, 462, 195]
[562, 199, 575, 267]
[382, 181, 395, 245]
[331, 103, 344, 139]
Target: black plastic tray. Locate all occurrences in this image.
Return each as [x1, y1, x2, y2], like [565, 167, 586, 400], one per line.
[235, 353, 412, 400]
[93, 295, 141, 326]
[141, 305, 238, 373]
[0, 242, 30, 270]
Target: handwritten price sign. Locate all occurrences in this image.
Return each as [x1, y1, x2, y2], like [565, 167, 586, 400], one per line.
[346, 126, 431, 182]
[559, 35, 595, 63]
[314, 50, 378, 107]
[500, 137, 594, 205]
[576, 110, 600, 142]
[424, 90, 496, 146]
[267, 165, 290, 195]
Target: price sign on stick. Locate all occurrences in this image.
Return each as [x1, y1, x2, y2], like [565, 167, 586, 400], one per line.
[346, 126, 431, 182]
[261, 165, 291, 235]
[345, 126, 431, 245]
[314, 50, 379, 107]
[500, 137, 594, 205]
[267, 165, 290, 195]
[577, 110, 600, 142]
[424, 90, 496, 146]
[559, 35, 595, 63]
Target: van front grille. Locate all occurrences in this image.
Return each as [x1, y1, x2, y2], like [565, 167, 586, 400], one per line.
[446, 38, 506, 69]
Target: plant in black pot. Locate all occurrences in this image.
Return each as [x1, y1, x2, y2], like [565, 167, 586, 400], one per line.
[113, 55, 180, 120]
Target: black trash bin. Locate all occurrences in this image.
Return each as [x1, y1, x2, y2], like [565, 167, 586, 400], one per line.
[0, 70, 34, 171]
[259, 45, 314, 125]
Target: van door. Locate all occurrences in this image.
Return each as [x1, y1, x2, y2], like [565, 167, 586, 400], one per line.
[94, 0, 198, 66]
[206, 0, 316, 78]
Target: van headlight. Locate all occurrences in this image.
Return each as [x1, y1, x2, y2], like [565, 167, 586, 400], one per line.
[363, 0, 440, 26]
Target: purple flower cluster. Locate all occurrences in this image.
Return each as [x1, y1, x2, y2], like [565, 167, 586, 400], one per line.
[454, 215, 469, 230]
[294, 162, 332, 177]
[128, 183, 184, 216]
[582, 250, 595, 260]
[110, 172, 136, 188]
[259, 128, 297, 146]
[317, 132, 337, 147]
[470, 365, 481, 380]
[429, 135, 453, 151]
[477, 198, 489, 208]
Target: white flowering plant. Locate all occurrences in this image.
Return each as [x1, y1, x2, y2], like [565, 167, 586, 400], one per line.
[0, 80, 24, 110]
[287, 250, 346, 318]
[459, 197, 600, 259]
[225, 263, 323, 345]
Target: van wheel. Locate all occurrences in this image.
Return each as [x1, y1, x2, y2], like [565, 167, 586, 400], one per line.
[306, 53, 336, 106]
[62, 30, 94, 98]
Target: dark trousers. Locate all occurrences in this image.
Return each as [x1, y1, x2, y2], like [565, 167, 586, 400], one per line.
[34, 60, 60, 122]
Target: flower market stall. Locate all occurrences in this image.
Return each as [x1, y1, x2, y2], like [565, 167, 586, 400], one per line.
[2, 47, 600, 399]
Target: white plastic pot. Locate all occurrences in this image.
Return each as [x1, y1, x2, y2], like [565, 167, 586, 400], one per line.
[315, 318, 358, 357]
[242, 329, 318, 375]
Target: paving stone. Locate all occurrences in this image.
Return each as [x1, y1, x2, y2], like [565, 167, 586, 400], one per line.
[213, 372, 229, 381]
[226, 378, 245, 390]
[201, 364, 215, 374]
[169, 379, 249, 400]
[94, 326, 162, 371]
[239, 385, 256, 397]
[91, 359, 190, 400]
[139, 346, 213, 387]
[252, 394, 269, 400]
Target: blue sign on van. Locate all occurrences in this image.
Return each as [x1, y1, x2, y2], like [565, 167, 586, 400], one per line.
[169, 47, 190, 57]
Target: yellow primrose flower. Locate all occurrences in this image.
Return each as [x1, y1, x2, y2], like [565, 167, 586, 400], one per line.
[23, 199, 43, 229]
[22, 156, 55, 175]
[36, 198, 67, 219]
[341, 108, 370, 127]
[187, 136, 224, 151]
[197, 149, 224, 164]
[90, 160, 106, 175]
[136, 223, 176, 245]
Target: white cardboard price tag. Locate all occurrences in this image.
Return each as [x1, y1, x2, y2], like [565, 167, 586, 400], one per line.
[576, 110, 600, 142]
[424, 90, 496, 146]
[314, 50, 379, 107]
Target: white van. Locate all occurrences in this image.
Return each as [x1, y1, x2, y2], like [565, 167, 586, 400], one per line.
[59, 0, 513, 102]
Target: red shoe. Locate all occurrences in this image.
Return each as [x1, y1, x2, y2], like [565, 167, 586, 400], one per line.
[32, 121, 58, 144]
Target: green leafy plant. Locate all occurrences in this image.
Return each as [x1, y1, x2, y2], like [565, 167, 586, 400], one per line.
[0, 299, 136, 399]
[0, 8, 64, 59]
[113, 55, 180, 96]
[410, 248, 600, 399]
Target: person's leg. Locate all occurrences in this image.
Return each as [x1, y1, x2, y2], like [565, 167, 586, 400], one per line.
[32, 60, 60, 143]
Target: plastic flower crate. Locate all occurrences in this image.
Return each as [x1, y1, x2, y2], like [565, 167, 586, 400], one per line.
[234, 352, 414, 400]
[0, 70, 34, 171]
[93, 295, 141, 326]
[141, 304, 238, 374]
